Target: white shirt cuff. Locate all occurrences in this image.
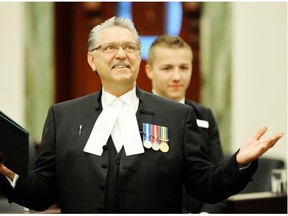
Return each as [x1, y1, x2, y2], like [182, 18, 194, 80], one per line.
[5, 173, 19, 188]
[239, 162, 251, 171]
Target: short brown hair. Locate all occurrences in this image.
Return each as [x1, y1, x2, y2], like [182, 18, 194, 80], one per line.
[147, 35, 193, 65]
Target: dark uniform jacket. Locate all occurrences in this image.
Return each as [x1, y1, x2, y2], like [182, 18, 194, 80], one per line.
[0, 88, 257, 213]
[182, 99, 227, 213]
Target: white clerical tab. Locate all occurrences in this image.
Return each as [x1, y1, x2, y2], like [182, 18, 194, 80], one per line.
[196, 119, 209, 128]
[83, 88, 144, 156]
[83, 99, 122, 156]
[118, 101, 144, 156]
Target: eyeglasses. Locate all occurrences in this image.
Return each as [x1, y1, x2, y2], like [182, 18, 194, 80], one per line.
[90, 42, 140, 54]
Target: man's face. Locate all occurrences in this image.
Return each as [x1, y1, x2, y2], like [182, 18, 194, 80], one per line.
[87, 26, 141, 93]
[146, 47, 192, 101]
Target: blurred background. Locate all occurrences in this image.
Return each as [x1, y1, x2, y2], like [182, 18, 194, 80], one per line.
[0, 2, 287, 162]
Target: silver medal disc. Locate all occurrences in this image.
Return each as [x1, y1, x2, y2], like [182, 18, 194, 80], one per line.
[152, 141, 160, 151]
[143, 140, 152, 149]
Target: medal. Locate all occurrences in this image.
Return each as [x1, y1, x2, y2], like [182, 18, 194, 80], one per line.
[143, 140, 152, 149]
[143, 123, 152, 149]
[151, 124, 160, 151]
[152, 141, 160, 151]
[142, 123, 169, 153]
[159, 125, 169, 153]
[160, 142, 169, 153]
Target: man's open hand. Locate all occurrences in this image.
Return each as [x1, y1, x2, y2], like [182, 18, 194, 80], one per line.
[236, 126, 284, 165]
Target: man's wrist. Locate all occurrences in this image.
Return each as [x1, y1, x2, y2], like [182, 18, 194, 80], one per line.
[0, 164, 16, 181]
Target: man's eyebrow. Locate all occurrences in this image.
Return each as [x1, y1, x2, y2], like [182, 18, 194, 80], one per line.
[160, 64, 173, 67]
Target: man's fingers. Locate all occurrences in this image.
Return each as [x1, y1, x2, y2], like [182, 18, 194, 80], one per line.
[265, 132, 284, 148]
[253, 126, 268, 140]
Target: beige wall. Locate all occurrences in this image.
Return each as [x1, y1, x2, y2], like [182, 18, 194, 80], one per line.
[0, 3, 25, 126]
[231, 2, 287, 161]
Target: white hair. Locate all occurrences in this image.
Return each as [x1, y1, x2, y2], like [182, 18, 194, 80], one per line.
[87, 16, 141, 52]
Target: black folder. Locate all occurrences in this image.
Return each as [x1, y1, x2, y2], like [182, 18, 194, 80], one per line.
[0, 111, 29, 178]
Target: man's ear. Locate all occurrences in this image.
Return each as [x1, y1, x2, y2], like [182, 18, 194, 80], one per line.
[87, 52, 96, 71]
[145, 64, 153, 80]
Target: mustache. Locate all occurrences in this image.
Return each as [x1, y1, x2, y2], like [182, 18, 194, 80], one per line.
[112, 62, 130, 69]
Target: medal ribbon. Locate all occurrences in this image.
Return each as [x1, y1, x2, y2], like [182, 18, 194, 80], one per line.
[143, 123, 151, 142]
[152, 124, 159, 143]
[160, 126, 169, 142]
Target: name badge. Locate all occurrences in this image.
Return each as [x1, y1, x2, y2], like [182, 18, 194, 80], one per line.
[196, 119, 209, 128]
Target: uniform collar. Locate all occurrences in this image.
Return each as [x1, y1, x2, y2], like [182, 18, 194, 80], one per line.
[151, 89, 185, 104]
[102, 86, 139, 112]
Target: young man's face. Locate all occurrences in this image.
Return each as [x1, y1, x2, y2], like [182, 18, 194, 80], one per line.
[146, 47, 192, 102]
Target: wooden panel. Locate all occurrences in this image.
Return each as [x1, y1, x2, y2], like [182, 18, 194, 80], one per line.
[225, 192, 287, 213]
[181, 2, 202, 102]
[55, 3, 73, 102]
[55, 2, 116, 102]
[132, 2, 165, 35]
[70, 2, 100, 99]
